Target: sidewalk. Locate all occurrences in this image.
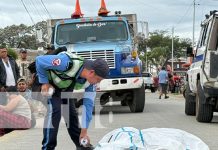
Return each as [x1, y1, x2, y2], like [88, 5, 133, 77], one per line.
[0, 118, 76, 150]
[0, 114, 109, 150]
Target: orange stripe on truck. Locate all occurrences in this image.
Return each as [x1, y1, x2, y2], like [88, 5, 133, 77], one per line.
[133, 78, 139, 83]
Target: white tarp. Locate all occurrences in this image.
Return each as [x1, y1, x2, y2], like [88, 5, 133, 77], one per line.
[94, 127, 209, 150]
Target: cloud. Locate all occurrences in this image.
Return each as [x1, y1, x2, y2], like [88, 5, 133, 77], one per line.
[0, 0, 217, 40]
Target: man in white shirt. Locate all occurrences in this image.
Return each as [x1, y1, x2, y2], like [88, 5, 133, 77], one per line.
[0, 46, 20, 105]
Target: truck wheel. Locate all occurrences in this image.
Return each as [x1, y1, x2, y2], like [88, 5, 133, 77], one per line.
[183, 88, 186, 98]
[128, 84, 145, 113]
[185, 83, 196, 116]
[196, 82, 213, 122]
[100, 93, 110, 106]
[121, 100, 128, 106]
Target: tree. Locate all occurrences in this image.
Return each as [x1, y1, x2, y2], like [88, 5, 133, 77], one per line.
[8, 48, 18, 60]
[0, 21, 47, 49]
[138, 30, 192, 70]
[0, 24, 32, 48]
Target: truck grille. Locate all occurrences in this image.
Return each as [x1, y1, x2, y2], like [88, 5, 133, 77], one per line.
[73, 50, 115, 68]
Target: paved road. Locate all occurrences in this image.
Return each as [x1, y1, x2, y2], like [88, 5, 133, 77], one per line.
[0, 92, 218, 150]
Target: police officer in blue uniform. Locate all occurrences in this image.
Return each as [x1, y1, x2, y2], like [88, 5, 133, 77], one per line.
[35, 49, 109, 150]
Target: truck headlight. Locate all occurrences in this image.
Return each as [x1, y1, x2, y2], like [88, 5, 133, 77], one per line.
[121, 67, 134, 74]
[121, 66, 140, 74]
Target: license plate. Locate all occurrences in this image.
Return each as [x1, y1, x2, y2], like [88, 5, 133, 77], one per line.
[126, 68, 133, 73]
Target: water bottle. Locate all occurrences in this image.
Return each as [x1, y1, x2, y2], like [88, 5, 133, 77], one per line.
[41, 87, 54, 96]
[48, 87, 54, 96]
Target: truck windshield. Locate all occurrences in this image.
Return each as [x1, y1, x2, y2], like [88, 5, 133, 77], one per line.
[56, 21, 128, 44]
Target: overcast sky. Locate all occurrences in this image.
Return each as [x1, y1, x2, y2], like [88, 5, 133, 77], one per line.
[0, 0, 217, 41]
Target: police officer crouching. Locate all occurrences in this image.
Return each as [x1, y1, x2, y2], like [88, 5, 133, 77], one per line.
[35, 47, 109, 150]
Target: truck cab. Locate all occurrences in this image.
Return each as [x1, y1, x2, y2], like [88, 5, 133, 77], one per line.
[185, 10, 218, 122]
[51, 14, 145, 113]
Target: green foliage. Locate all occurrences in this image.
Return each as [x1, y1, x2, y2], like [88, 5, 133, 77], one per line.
[148, 46, 169, 67]
[0, 21, 47, 49]
[147, 30, 171, 49]
[138, 30, 192, 69]
[7, 48, 18, 60]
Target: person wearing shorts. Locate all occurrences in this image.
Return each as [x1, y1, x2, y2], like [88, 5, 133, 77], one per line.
[158, 66, 169, 99]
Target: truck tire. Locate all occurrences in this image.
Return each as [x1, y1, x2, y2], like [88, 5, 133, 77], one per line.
[185, 83, 196, 116]
[100, 93, 110, 106]
[128, 84, 145, 113]
[196, 82, 213, 122]
[121, 100, 128, 106]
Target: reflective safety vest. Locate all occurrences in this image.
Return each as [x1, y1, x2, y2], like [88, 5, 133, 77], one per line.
[47, 52, 88, 90]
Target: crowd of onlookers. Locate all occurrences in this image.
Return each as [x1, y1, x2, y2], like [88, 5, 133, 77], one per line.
[168, 72, 185, 94]
[0, 45, 49, 137]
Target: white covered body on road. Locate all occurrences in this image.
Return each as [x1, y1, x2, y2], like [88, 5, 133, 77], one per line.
[94, 127, 209, 150]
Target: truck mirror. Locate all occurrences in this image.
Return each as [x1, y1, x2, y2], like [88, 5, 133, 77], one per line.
[186, 47, 193, 57]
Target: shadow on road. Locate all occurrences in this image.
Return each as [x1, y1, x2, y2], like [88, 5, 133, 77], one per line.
[211, 114, 218, 123]
[94, 104, 132, 115]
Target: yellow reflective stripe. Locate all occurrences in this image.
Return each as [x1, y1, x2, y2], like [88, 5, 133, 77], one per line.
[51, 72, 61, 84]
[48, 52, 86, 89]
[50, 71, 72, 88]
[64, 60, 80, 76]
[64, 52, 84, 77]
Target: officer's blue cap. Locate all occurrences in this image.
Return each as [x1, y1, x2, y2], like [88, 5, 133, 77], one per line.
[84, 58, 109, 78]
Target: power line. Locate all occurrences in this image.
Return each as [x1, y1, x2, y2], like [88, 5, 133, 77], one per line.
[175, 2, 193, 26]
[38, 0, 51, 19]
[20, 0, 35, 25]
[28, 0, 45, 21]
[200, 0, 205, 21]
[40, 0, 52, 19]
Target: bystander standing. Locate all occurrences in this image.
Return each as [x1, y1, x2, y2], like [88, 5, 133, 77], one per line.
[16, 48, 32, 85]
[158, 66, 169, 99]
[0, 46, 20, 105]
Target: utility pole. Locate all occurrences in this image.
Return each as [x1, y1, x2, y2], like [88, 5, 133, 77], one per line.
[172, 27, 174, 72]
[146, 47, 148, 72]
[137, 21, 149, 72]
[193, 0, 196, 48]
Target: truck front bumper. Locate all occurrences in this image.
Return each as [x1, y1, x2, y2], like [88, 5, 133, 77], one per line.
[96, 77, 144, 92]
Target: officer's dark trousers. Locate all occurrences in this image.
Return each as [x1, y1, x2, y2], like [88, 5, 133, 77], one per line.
[42, 91, 82, 150]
